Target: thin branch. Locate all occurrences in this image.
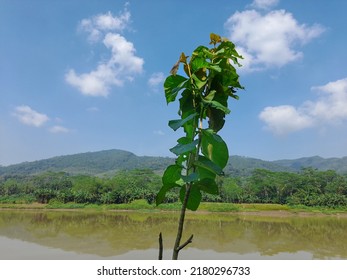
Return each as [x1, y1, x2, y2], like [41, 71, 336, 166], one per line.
[177, 234, 194, 252]
[158, 232, 163, 260]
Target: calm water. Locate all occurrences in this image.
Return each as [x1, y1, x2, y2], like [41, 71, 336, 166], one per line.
[0, 210, 346, 260]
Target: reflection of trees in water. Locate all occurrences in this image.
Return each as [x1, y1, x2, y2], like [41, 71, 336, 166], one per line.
[0, 211, 346, 259]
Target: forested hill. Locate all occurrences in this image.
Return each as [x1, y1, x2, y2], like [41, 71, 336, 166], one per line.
[0, 149, 173, 176]
[0, 149, 346, 176]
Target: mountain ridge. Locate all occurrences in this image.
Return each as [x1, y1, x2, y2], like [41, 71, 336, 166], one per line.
[1, 149, 346, 176]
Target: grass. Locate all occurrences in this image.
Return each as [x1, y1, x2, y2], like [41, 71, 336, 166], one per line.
[1, 199, 347, 215]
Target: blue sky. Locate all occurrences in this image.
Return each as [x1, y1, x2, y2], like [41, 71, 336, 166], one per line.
[1, 0, 347, 166]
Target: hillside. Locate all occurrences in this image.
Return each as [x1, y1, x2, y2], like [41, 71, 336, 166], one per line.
[274, 156, 347, 174]
[0, 149, 346, 176]
[0, 149, 173, 176]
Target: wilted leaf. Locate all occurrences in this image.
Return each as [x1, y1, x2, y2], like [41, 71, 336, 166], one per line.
[179, 52, 188, 63]
[210, 33, 222, 45]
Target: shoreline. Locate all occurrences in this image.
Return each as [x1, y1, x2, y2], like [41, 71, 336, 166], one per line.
[1, 202, 347, 218]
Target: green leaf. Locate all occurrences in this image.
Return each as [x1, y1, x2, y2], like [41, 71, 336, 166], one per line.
[207, 64, 222, 72]
[203, 90, 216, 102]
[170, 138, 199, 156]
[192, 46, 210, 58]
[201, 129, 229, 169]
[209, 100, 231, 114]
[162, 164, 182, 185]
[179, 89, 196, 139]
[207, 107, 225, 132]
[191, 73, 207, 89]
[196, 164, 216, 180]
[180, 185, 202, 211]
[168, 112, 197, 131]
[181, 172, 199, 183]
[193, 178, 219, 195]
[194, 155, 224, 176]
[190, 56, 210, 72]
[156, 183, 181, 206]
[164, 75, 188, 104]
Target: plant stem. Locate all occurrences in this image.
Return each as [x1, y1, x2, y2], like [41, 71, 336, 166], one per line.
[172, 182, 191, 260]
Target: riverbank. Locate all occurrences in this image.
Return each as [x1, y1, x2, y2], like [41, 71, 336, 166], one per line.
[1, 200, 347, 217]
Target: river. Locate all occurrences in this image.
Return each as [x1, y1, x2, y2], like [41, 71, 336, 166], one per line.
[0, 210, 346, 259]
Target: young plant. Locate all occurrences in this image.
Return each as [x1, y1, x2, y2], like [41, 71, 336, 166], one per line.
[156, 33, 244, 260]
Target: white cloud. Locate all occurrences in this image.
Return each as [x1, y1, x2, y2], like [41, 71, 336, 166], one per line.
[225, 9, 324, 72]
[65, 65, 121, 97]
[148, 72, 165, 91]
[49, 125, 70, 134]
[13, 106, 49, 127]
[259, 105, 313, 135]
[66, 7, 144, 97]
[103, 33, 144, 74]
[251, 0, 279, 10]
[259, 78, 347, 135]
[79, 8, 130, 42]
[307, 78, 347, 122]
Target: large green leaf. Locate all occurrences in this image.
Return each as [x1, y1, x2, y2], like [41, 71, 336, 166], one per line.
[170, 138, 198, 156]
[194, 155, 224, 176]
[196, 164, 216, 180]
[181, 172, 199, 183]
[193, 178, 219, 195]
[164, 75, 187, 104]
[191, 73, 207, 89]
[209, 100, 231, 114]
[156, 183, 181, 206]
[162, 164, 182, 185]
[168, 113, 197, 131]
[190, 56, 210, 72]
[207, 107, 225, 132]
[158, 164, 183, 205]
[179, 185, 202, 211]
[201, 129, 229, 169]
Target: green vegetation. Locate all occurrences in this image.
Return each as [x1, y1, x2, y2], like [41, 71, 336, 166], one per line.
[2, 200, 347, 216]
[157, 33, 244, 259]
[1, 167, 347, 209]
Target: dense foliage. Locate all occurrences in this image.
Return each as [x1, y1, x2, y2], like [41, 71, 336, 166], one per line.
[1, 168, 347, 208]
[157, 33, 243, 211]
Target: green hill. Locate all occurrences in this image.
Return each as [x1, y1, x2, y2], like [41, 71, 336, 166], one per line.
[0, 149, 173, 176]
[0, 149, 346, 176]
[273, 156, 347, 174]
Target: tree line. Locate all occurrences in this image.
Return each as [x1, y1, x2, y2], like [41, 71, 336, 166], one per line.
[1, 168, 347, 208]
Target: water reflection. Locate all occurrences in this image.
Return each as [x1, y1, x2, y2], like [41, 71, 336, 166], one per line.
[0, 210, 346, 259]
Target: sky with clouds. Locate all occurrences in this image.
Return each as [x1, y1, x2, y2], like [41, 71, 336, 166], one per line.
[1, 0, 347, 166]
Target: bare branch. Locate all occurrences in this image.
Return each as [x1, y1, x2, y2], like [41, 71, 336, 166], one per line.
[158, 232, 163, 260]
[177, 234, 194, 252]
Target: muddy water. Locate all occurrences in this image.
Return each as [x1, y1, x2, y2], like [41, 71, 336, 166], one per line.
[0, 210, 346, 259]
